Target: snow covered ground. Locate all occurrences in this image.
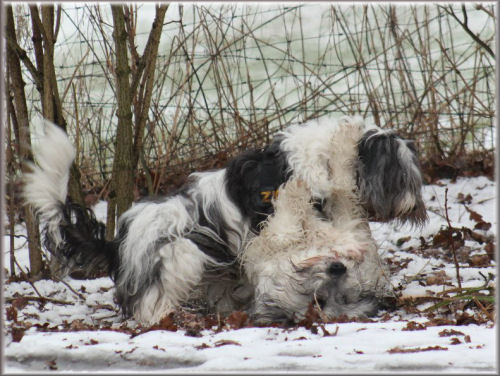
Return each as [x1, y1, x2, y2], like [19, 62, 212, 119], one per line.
[3, 176, 497, 373]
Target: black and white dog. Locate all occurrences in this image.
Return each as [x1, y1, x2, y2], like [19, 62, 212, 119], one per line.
[24, 116, 427, 325]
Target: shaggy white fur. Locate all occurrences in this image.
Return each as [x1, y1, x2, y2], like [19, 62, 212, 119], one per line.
[279, 116, 365, 198]
[23, 120, 76, 248]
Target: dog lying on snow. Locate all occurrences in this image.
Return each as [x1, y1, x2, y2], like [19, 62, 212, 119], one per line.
[24, 115, 427, 325]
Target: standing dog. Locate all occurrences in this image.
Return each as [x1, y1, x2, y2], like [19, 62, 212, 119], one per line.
[24, 116, 426, 325]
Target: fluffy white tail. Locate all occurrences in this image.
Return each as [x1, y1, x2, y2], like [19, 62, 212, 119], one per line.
[23, 120, 76, 247]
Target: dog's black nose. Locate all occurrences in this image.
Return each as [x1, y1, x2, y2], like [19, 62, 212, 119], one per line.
[327, 261, 347, 276]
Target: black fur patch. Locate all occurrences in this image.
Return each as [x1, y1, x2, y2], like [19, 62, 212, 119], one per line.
[185, 203, 237, 264]
[225, 140, 290, 231]
[357, 130, 403, 220]
[44, 200, 119, 278]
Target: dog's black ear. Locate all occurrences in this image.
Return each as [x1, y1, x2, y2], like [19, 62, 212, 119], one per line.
[357, 129, 427, 225]
[226, 145, 289, 231]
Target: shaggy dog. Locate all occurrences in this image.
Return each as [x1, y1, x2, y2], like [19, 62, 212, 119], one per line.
[244, 120, 392, 323]
[23, 116, 426, 325]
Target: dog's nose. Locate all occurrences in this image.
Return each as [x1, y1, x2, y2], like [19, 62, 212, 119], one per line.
[327, 261, 346, 276]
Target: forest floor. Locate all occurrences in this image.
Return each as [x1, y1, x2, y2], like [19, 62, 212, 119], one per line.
[3, 175, 496, 373]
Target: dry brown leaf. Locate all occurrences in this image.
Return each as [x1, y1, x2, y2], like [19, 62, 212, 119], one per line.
[402, 321, 426, 331]
[226, 311, 249, 329]
[438, 328, 465, 337]
[450, 337, 462, 345]
[11, 326, 25, 343]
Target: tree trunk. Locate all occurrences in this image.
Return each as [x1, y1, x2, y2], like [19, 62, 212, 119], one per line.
[105, 5, 168, 239]
[6, 94, 18, 277]
[6, 5, 44, 279]
[107, 4, 135, 237]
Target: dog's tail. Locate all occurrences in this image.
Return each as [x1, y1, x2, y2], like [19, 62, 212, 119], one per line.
[23, 120, 118, 277]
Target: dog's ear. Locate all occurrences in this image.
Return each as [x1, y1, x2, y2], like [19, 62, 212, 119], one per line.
[226, 148, 288, 230]
[357, 129, 427, 225]
[226, 151, 260, 213]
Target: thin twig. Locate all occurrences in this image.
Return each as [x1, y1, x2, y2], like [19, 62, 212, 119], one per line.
[6, 296, 73, 305]
[13, 258, 43, 298]
[444, 188, 462, 290]
[313, 292, 329, 323]
[52, 275, 86, 300]
[473, 296, 494, 322]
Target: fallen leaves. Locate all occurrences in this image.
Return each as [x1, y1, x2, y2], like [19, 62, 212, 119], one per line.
[438, 328, 465, 337]
[11, 326, 25, 342]
[464, 206, 492, 231]
[396, 236, 411, 247]
[443, 332, 471, 345]
[425, 271, 451, 286]
[195, 343, 211, 350]
[10, 297, 29, 310]
[132, 314, 178, 337]
[402, 321, 426, 331]
[457, 193, 473, 204]
[194, 339, 242, 349]
[69, 319, 92, 331]
[432, 227, 464, 250]
[226, 311, 250, 329]
[155, 315, 178, 332]
[298, 303, 322, 333]
[467, 254, 491, 267]
[431, 225, 493, 261]
[6, 306, 18, 322]
[449, 337, 461, 345]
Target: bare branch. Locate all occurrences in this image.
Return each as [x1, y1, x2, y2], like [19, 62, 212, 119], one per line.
[441, 4, 494, 59]
[4, 35, 43, 91]
[54, 5, 62, 41]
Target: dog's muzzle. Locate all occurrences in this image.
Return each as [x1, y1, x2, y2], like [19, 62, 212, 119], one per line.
[318, 255, 394, 321]
[327, 261, 347, 277]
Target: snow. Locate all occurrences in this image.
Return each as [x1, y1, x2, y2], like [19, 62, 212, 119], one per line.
[4, 323, 496, 373]
[3, 176, 497, 373]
